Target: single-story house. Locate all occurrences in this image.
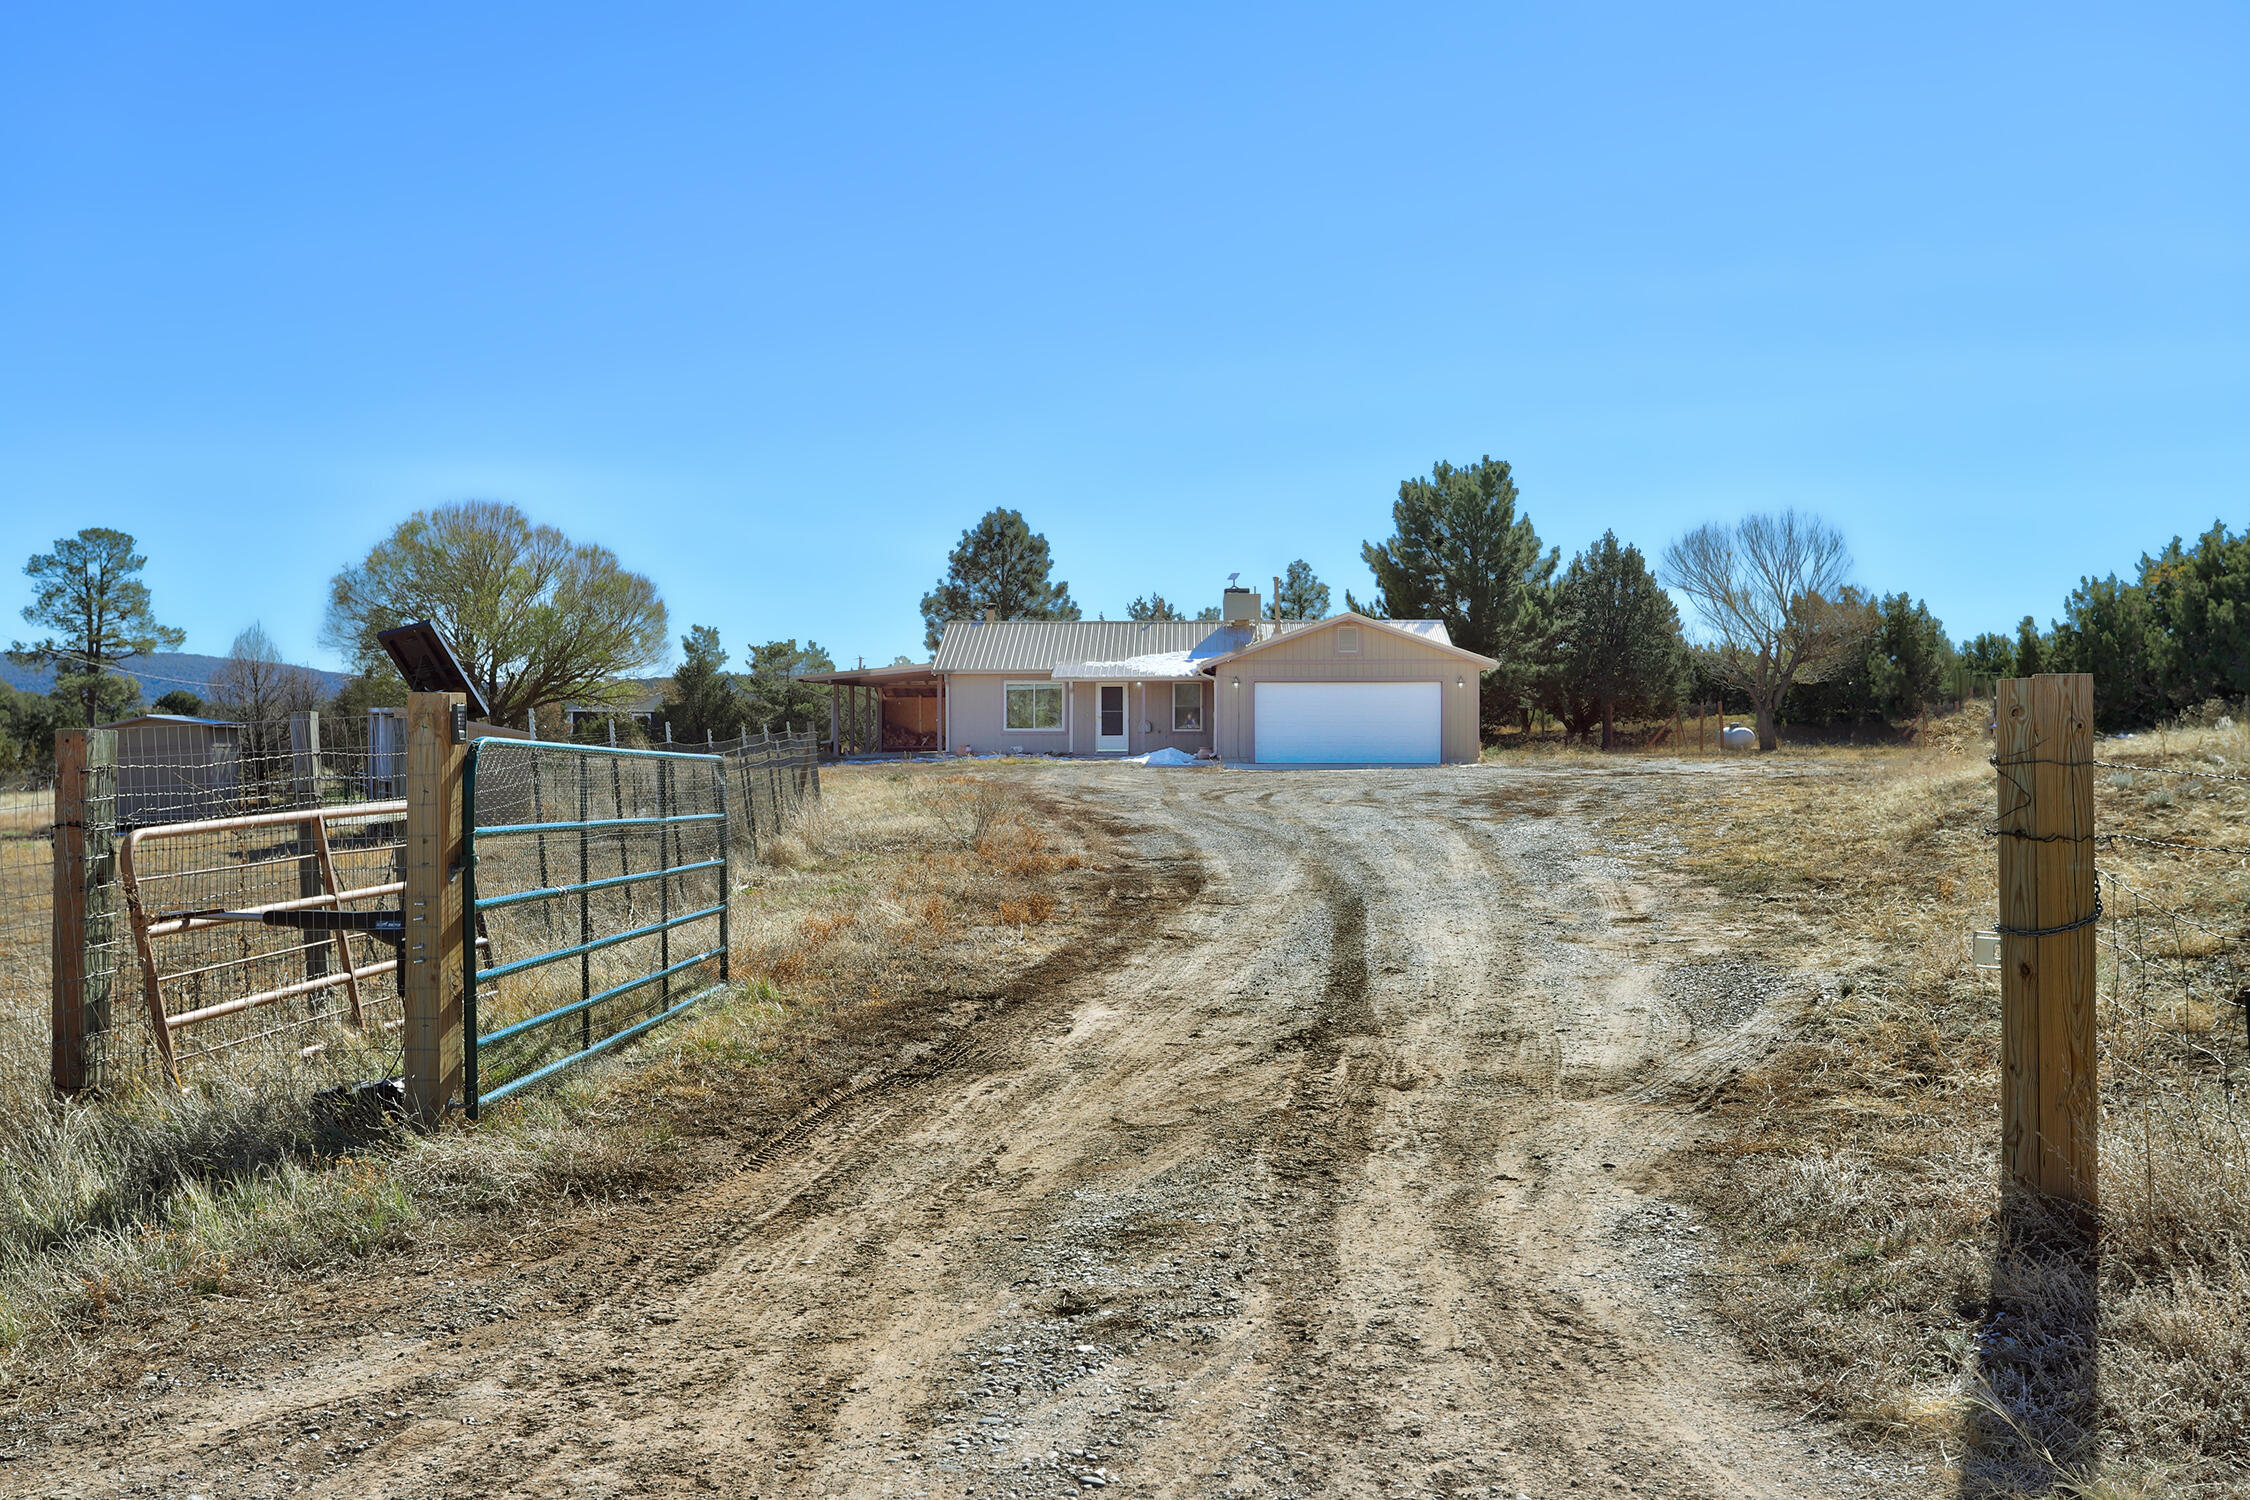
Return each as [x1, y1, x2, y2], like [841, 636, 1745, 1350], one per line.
[810, 586, 1495, 765]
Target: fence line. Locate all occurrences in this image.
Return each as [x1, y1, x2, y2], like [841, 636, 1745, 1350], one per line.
[17, 713, 823, 1097]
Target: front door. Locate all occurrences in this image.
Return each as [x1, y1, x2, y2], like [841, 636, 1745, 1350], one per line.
[1096, 684, 1129, 752]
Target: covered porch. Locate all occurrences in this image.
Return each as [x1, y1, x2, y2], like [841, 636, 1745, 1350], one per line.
[800, 663, 945, 757]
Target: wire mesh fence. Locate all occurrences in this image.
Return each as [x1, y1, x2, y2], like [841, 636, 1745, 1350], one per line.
[712, 728, 821, 871]
[2078, 756, 2250, 1227]
[465, 739, 731, 1111]
[14, 717, 820, 1099]
[0, 777, 53, 1036]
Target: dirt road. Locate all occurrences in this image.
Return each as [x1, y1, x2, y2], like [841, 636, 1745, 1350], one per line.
[29, 763, 1913, 1499]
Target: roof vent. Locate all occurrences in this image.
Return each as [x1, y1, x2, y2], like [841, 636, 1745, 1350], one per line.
[1221, 587, 1261, 623]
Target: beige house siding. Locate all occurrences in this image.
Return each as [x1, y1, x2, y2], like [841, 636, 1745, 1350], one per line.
[943, 672, 1213, 757]
[1211, 621, 1483, 764]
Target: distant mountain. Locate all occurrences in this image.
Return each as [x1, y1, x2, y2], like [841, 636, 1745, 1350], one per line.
[0, 652, 352, 701]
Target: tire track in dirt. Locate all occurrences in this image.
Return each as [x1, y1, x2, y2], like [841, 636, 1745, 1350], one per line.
[26, 761, 1913, 1500]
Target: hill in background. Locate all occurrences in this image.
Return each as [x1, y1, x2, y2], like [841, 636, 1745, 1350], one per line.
[0, 653, 352, 702]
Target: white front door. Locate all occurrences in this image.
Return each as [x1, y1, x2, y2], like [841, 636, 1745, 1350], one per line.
[1096, 684, 1129, 752]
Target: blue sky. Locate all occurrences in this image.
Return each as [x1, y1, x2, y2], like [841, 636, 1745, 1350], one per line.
[2, 4, 2243, 673]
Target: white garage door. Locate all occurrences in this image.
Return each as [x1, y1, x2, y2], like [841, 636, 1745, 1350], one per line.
[1253, 680, 1442, 765]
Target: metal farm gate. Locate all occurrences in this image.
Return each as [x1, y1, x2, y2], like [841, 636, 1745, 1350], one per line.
[462, 738, 730, 1116]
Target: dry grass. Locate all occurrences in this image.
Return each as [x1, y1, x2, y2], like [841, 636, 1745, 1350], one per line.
[0, 762, 1104, 1392]
[1607, 709, 2250, 1496]
[0, 789, 51, 839]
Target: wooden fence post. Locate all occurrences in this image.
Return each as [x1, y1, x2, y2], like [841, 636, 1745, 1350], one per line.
[403, 692, 468, 1125]
[51, 727, 118, 1094]
[1995, 673, 2099, 1208]
[288, 711, 329, 987]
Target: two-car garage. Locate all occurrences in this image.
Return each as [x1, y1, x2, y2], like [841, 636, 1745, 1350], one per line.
[1251, 681, 1442, 765]
[1207, 614, 1494, 766]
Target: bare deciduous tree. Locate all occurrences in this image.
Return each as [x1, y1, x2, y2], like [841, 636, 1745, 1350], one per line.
[205, 623, 325, 724]
[1663, 511, 1866, 751]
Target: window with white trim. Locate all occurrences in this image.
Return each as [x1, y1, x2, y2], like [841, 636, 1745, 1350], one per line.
[1336, 625, 1361, 654]
[1172, 681, 1204, 731]
[1005, 682, 1064, 730]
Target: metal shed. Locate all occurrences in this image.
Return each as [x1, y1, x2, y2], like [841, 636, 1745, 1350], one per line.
[100, 714, 245, 828]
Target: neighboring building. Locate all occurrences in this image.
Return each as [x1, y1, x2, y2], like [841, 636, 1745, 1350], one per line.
[564, 689, 663, 735]
[810, 587, 1495, 765]
[100, 714, 245, 826]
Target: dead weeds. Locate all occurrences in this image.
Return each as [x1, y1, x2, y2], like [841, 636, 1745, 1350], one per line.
[0, 762, 1129, 1399]
[1607, 709, 2250, 1496]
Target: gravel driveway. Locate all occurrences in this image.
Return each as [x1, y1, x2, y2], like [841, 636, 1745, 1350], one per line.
[33, 761, 1911, 1499]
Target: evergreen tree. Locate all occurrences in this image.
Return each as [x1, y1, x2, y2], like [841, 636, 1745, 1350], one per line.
[1866, 593, 1955, 720]
[743, 638, 836, 733]
[918, 509, 1080, 651]
[1276, 560, 1331, 620]
[9, 528, 184, 727]
[2143, 522, 2250, 710]
[153, 689, 204, 716]
[1127, 594, 1186, 621]
[1545, 531, 1684, 749]
[654, 625, 747, 744]
[2050, 574, 2164, 730]
[1958, 631, 2016, 685]
[1359, 457, 1555, 661]
[2015, 615, 2046, 677]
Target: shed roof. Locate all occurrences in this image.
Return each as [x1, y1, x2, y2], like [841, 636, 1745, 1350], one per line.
[99, 714, 239, 731]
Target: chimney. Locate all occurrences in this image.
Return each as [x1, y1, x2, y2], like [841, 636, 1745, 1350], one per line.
[983, 607, 996, 625]
[1221, 587, 1260, 623]
[1272, 575, 1282, 624]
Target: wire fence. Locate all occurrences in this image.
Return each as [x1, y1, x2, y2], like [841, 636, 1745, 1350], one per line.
[2025, 751, 2250, 1229]
[466, 740, 732, 1110]
[4, 715, 823, 1097]
[91, 713, 414, 1079]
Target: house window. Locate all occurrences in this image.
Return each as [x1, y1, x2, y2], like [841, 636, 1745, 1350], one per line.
[1005, 682, 1065, 730]
[1336, 625, 1361, 654]
[1172, 681, 1204, 732]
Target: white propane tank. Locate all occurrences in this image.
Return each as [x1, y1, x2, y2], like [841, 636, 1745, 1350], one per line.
[1720, 724, 1756, 750]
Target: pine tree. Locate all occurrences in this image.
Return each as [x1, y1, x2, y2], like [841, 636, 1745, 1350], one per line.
[1276, 560, 1331, 620]
[10, 527, 183, 727]
[1547, 531, 1684, 749]
[655, 626, 747, 744]
[918, 509, 1080, 651]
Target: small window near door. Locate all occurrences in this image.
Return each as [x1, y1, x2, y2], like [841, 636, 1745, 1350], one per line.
[1172, 681, 1204, 731]
[1336, 625, 1361, 654]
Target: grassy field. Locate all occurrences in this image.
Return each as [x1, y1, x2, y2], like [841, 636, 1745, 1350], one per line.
[1608, 713, 2250, 1496]
[0, 762, 1114, 1381]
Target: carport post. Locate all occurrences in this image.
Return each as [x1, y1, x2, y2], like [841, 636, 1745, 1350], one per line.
[403, 691, 468, 1126]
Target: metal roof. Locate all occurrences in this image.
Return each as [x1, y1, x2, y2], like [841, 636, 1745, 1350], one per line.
[1204, 612, 1492, 669]
[933, 619, 1255, 674]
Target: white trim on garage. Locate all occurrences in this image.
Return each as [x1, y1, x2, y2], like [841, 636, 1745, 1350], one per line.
[1252, 680, 1443, 765]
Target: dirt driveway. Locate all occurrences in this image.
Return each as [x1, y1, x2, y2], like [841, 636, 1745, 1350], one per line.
[31, 762, 1913, 1499]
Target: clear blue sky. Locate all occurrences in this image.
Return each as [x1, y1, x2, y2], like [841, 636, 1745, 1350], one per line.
[3, 4, 2243, 674]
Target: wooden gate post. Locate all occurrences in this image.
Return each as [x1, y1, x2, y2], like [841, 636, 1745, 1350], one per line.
[1995, 673, 2099, 1208]
[403, 692, 468, 1125]
[52, 727, 118, 1094]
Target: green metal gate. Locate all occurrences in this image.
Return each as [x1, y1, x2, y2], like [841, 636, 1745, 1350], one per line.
[461, 738, 730, 1116]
